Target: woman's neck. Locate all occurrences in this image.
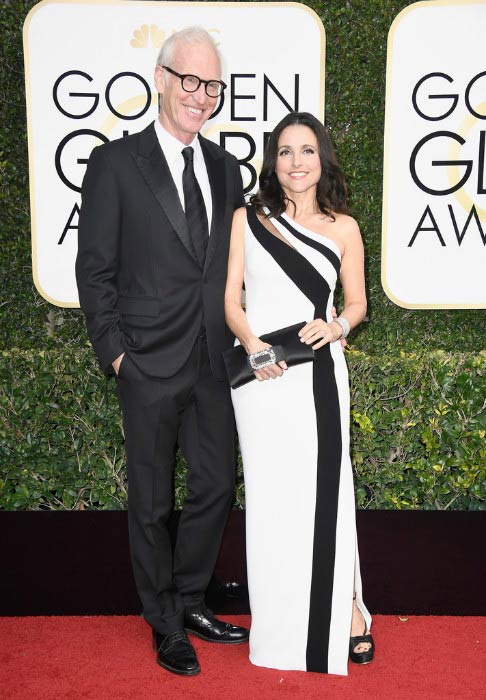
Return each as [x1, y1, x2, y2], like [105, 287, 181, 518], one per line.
[283, 189, 319, 219]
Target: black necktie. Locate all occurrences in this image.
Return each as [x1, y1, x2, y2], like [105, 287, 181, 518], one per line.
[182, 146, 209, 267]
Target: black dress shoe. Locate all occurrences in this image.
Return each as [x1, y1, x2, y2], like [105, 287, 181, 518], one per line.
[152, 629, 200, 675]
[184, 606, 249, 644]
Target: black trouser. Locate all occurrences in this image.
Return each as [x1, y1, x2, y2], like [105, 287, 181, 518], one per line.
[116, 335, 236, 634]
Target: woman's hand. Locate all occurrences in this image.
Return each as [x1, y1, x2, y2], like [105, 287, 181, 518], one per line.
[298, 319, 342, 350]
[112, 352, 125, 376]
[245, 337, 288, 381]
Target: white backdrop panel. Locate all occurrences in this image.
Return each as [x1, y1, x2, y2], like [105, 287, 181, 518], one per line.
[382, 0, 486, 309]
[24, 0, 325, 306]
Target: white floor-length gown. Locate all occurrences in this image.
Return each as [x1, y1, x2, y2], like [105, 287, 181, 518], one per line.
[231, 206, 371, 675]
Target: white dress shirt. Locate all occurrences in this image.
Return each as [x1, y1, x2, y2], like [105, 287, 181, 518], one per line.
[153, 119, 213, 233]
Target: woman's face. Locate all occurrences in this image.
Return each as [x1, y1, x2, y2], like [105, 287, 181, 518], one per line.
[274, 124, 321, 196]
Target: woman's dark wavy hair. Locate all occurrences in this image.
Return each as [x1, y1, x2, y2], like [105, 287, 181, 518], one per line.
[250, 112, 349, 219]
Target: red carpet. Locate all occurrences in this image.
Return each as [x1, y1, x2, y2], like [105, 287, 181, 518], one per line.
[1, 615, 485, 699]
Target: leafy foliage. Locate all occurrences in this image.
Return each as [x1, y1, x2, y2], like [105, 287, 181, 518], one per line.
[0, 1, 485, 510]
[347, 349, 486, 510]
[1, 348, 484, 510]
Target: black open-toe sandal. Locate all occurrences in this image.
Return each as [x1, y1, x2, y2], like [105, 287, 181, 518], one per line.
[349, 628, 375, 664]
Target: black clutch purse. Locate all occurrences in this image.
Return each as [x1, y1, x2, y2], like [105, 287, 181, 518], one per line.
[222, 321, 314, 389]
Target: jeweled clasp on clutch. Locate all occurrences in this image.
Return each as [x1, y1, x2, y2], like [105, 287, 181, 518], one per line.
[247, 347, 277, 371]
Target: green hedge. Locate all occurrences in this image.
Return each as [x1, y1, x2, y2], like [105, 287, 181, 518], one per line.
[1, 0, 485, 510]
[1, 348, 484, 510]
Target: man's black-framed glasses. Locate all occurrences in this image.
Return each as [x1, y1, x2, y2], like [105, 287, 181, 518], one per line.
[161, 65, 226, 98]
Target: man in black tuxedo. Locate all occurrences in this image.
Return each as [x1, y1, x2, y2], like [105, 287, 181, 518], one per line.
[76, 27, 248, 676]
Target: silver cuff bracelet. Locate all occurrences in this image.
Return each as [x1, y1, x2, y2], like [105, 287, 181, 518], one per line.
[335, 315, 351, 339]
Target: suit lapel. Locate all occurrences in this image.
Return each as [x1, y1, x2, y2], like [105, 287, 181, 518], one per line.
[132, 124, 198, 265]
[200, 135, 227, 273]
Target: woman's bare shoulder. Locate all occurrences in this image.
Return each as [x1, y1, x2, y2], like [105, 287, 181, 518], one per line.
[328, 214, 362, 256]
[332, 212, 360, 235]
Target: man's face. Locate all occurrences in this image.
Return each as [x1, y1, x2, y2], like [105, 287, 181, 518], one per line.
[155, 41, 221, 144]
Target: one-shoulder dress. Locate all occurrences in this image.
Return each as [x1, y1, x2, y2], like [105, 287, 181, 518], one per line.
[231, 206, 371, 676]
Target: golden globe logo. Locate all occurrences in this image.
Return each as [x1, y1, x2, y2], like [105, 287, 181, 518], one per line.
[408, 70, 486, 248]
[382, 0, 486, 309]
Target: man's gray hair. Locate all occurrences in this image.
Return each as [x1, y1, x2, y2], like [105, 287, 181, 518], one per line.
[156, 26, 221, 78]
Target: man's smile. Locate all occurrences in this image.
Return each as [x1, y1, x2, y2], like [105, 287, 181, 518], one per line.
[183, 104, 204, 118]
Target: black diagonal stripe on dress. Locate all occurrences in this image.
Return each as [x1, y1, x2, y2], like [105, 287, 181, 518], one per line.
[248, 207, 331, 308]
[276, 215, 341, 277]
[249, 206, 343, 673]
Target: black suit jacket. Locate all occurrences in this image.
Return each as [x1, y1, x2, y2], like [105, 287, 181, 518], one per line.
[76, 122, 244, 379]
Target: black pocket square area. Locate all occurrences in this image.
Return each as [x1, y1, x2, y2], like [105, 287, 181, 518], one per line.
[222, 321, 314, 390]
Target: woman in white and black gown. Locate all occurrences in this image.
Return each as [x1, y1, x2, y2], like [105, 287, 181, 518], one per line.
[224, 112, 374, 675]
